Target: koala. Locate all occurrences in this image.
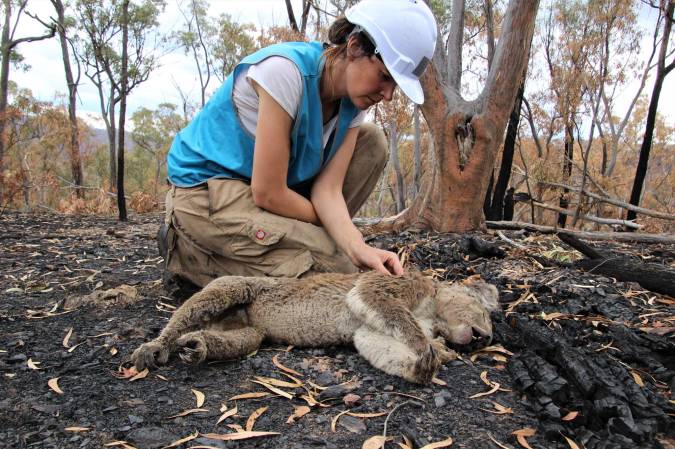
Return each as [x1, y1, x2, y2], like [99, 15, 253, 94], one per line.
[132, 271, 499, 384]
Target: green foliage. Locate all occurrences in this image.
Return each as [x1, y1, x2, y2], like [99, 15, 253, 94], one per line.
[212, 14, 256, 81]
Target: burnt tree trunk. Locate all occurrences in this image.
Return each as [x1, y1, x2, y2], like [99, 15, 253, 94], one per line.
[52, 0, 84, 198]
[558, 124, 574, 227]
[116, 0, 129, 221]
[626, 0, 674, 224]
[486, 80, 524, 221]
[378, 0, 538, 233]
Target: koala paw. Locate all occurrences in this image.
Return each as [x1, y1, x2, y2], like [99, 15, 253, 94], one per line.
[176, 334, 207, 365]
[131, 340, 169, 370]
[430, 337, 458, 363]
[410, 343, 441, 384]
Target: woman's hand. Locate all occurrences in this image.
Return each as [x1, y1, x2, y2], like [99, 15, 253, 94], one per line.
[349, 242, 403, 276]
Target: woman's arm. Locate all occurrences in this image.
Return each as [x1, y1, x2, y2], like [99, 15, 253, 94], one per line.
[250, 82, 320, 225]
[312, 127, 403, 275]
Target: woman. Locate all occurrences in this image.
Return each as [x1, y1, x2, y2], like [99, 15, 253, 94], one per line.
[160, 0, 438, 288]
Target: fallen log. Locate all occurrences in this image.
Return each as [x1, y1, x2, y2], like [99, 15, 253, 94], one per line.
[558, 233, 675, 296]
[486, 221, 675, 244]
[531, 201, 642, 229]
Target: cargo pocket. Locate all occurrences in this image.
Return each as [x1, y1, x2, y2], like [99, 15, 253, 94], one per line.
[229, 212, 292, 258]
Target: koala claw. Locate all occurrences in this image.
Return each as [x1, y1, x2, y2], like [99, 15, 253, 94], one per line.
[176, 334, 207, 365]
[131, 340, 169, 371]
[411, 343, 441, 384]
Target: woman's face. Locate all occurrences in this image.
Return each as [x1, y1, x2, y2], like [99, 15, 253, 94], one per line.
[345, 53, 397, 110]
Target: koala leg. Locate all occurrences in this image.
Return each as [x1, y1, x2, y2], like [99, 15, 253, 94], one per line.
[353, 326, 440, 384]
[346, 285, 430, 355]
[175, 327, 264, 365]
[132, 277, 261, 370]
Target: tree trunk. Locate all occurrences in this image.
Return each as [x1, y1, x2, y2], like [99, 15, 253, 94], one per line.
[117, 0, 129, 221]
[412, 105, 421, 198]
[52, 0, 84, 198]
[487, 80, 524, 220]
[558, 123, 574, 227]
[378, 0, 538, 233]
[0, 0, 12, 205]
[108, 84, 117, 191]
[626, 0, 674, 224]
[388, 120, 406, 213]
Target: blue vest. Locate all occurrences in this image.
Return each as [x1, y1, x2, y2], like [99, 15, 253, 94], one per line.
[167, 41, 360, 188]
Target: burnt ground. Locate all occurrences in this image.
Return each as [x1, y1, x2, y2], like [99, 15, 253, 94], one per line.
[0, 211, 673, 449]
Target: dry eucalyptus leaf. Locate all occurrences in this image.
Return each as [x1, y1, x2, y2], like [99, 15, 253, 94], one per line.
[512, 428, 536, 449]
[160, 430, 198, 448]
[104, 441, 137, 449]
[362, 435, 390, 449]
[63, 327, 73, 348]
[245, 406, 269, 431]
[227, 424, 244, 432]
[129, 368, 149, 381]
[331, 409, 352, 432]
[562, 434, 581, 449]
[64, 427, 89, 432]
[420, 437, 454, 448]
[286, 405, 311, 424]
[48, 377, 64, 394]
[251, 380, 294, 399]
[431, 377, 447, 386]
[192, 388, 206, 407]
[254, 375, 301, 388]
[216, 405, 238, 425]
[631, 371, 645, 388]
[27, 358, 42, 370]
[201, 431, 280, 441]
[166, 408, 209, 419]
[228, 392, 270, 401]
[487, 433, 511, 449]
[272, 353, 302, 377]
[469, 383, 500, 399]
[561, 411, 579, 421]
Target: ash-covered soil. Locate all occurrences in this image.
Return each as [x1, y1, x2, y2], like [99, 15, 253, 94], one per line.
[0, 211, 673, 449]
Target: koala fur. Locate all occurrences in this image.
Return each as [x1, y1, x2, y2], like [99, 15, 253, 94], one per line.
[132, 270, 499, 384]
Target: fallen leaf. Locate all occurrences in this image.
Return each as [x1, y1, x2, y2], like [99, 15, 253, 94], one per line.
[228, 392, 270, 401]
[469, 383, 500, 399]
[254, 375, 301, 388]
[420, 437, 454, 448]
[562, 411, 579, 421]
[286, 405, 311, 424]
[251, 380, 294, 399]
[156, 374, 168, 381]
[104, 441, 137, 449]
[487, 433, 511, 449]
[512, 428, 536, 449]
[431, 377, 447, 386]
[48, 377, 64, 394]
[130, 368, 149, 381]
[562, 434, 581, 449]
[480, 401, 513, 415]
[63, 327, 73, 348]
[192, 388, 206, 407]
[347, 411, 387, 418]
[245, 406, 268, 431]
[5, 287, 24, 293]
[397, 435, 414, 449]
[109, 347, 118, 356]
[331, 409, 352, 432]
[113, 366, 139, 379]
[64, 427, 89, 432]
[67, 342, 85, 353]
[216, 405, 238, 425]
[362, 435, 390, 449]
[160, 430, 199, 448]
[166, 408, 209, 419]
[272, 353, 302, 377]
[201, 431, 280, 441]
[227, 423, 244, 432]
[631, 371, 645, 388]
[27, 358, 41, 370]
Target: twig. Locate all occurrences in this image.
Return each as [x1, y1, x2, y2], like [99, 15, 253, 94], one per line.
[382, 400, 415, 445]
[496, 230, 526, 249]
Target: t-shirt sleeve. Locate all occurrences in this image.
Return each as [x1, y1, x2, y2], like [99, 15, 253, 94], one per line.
[246, 56, 302, 119]
[349, 110, 367, 128]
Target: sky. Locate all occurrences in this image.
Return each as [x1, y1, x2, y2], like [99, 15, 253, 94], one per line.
[9, 0, 675, 130]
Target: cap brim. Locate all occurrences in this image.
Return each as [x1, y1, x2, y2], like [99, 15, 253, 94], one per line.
[390, 71, 424, 104]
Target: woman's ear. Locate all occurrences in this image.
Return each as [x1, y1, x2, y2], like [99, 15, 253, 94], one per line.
[346, 35, 365, 60]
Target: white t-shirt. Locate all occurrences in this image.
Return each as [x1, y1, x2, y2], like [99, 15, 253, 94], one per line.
[232, 56, 366, 149]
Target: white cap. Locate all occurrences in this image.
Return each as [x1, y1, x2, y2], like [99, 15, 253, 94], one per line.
[346, 0, 437, 104]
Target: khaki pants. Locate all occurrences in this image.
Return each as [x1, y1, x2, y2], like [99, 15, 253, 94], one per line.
[164, 123, 388, 287]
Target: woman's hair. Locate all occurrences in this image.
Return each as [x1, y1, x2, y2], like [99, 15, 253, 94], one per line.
[323, 17, 378, 94]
